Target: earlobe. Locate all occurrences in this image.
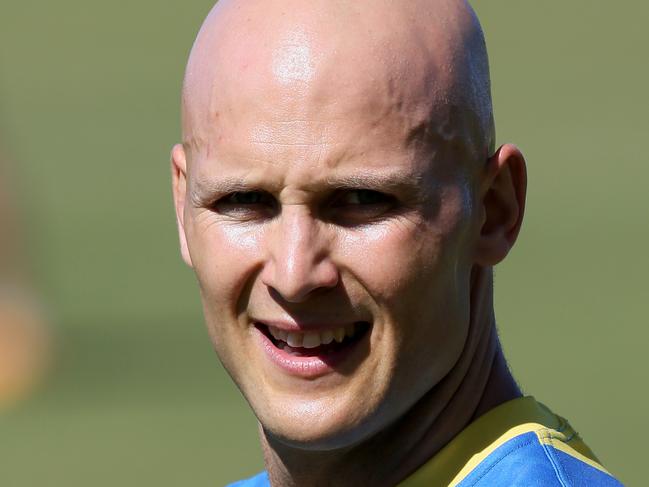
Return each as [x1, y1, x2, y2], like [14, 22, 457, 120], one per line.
[474, 144, 527, 266]
[171, 144, 194, 268]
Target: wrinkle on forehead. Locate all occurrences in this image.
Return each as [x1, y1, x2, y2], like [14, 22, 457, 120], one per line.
[182, 0, 494, 169]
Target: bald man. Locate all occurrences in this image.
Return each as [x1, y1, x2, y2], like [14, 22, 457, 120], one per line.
[171, 1, 623, 485]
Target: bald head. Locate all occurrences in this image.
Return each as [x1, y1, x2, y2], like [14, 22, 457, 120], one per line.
[181, 0, 494, 166]
[172, 2, 528, 476]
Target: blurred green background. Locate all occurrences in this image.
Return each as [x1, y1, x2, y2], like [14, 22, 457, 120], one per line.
[0, 1, 646, 485]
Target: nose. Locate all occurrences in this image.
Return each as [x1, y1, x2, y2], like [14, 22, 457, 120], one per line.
[261, 208, 339, 303]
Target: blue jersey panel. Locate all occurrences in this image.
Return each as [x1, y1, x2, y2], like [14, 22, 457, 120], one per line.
[226, 471, 269, 487]
[457, 432, 623, 487]
[549, 448, 623, 487]
[457, 432, 562, 486]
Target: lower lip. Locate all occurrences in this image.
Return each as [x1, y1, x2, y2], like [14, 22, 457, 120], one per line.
[254, 327, 365, 379]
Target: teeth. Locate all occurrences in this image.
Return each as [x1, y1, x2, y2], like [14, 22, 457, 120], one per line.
[320, 329, 334, 345]
[333, 327, 346, 343]
[302, 332, 321, 349]
[266, 324, 360, 348]
[269, 327, 282, 340]
[345, 324, 355, 337]
[286, 332, 303, 348]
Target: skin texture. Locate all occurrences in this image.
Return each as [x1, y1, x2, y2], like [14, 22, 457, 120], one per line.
[172, 0, 527, 485]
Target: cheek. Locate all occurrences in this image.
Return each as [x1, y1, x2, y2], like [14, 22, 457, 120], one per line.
[340, 191, 473, 362]
[186, 216, 269, 379]
[186, 214, 266, 314]
[340, 222, 467, 306]
[339, 185, 474, 302]
[339, 222, 431, 300]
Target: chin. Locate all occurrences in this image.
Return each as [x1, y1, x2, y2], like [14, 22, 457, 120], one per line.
[254, 393, 386, 452]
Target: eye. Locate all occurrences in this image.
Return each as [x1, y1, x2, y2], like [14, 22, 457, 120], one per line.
[211, 191, 276, 218]
[226, 191, 272, 205]
[333, 189, 394, 206]
[338, 189, 392, 205]
[329, 189, 396, 223]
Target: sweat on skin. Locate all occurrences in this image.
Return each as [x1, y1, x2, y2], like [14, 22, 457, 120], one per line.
[172, 0, 527, 485]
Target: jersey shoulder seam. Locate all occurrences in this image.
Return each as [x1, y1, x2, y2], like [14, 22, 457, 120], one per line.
[462, 435, 537, 486]
[538, 427, 572, 487]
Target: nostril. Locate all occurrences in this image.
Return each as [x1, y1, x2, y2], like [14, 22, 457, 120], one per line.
[261, 252, 340, 303]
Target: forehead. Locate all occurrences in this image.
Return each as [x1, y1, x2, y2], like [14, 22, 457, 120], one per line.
[182, 2, 478, 185]
[185, 86, 467, 190]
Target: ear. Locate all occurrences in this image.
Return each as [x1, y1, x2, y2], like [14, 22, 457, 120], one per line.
[171, 144, 193, 267]
[474, 143, 527, 266]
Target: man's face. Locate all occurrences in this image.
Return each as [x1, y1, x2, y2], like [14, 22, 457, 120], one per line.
[177, 29, 481, 448]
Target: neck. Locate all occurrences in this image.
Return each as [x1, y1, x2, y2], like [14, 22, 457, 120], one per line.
[260, 266, 521, 487]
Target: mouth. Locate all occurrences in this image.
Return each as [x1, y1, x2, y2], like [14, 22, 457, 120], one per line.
[256, 321, 371, 356]
[254, 321, 372, 377]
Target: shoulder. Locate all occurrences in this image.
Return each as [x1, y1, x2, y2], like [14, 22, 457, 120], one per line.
[456, 424, 623, 486]
[226, 471, 269, 487]
[400, 397, 624, 487]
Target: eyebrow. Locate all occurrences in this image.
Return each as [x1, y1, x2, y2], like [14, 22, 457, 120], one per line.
[190, 171, 427, 206]
[190, 177, 260, 206]
[324, 173, 425, 192]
